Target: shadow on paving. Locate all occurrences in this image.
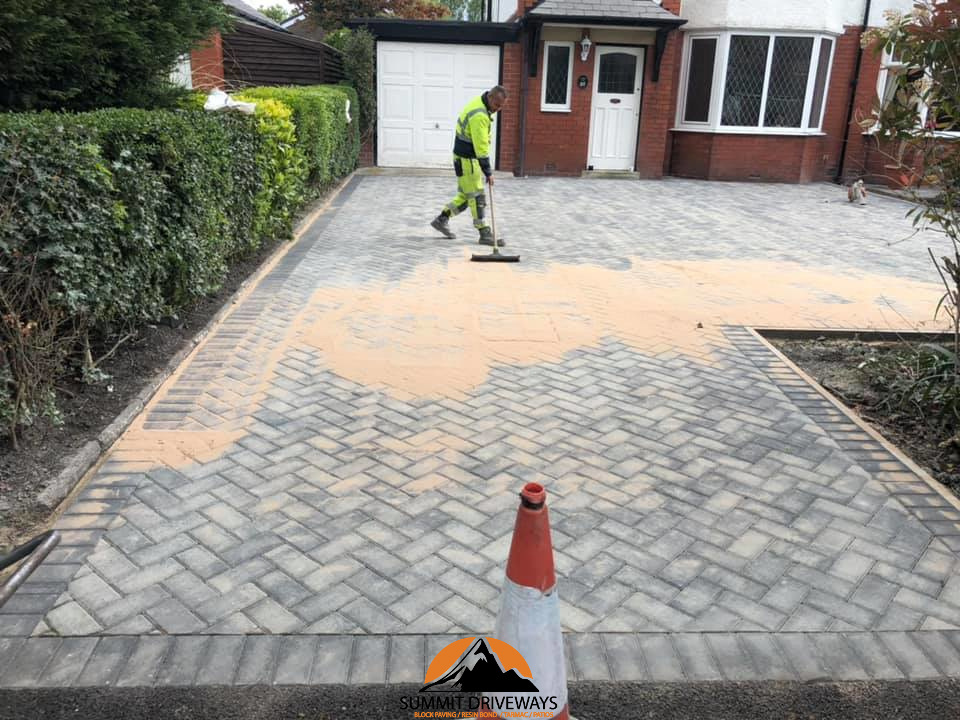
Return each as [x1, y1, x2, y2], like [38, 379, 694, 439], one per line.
[2, 681, 959, 719]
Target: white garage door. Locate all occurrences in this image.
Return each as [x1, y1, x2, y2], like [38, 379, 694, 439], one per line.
[377, 41, 500, 168]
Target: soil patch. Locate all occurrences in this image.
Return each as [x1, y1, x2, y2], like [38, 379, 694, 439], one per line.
[773, 337, 960, 499]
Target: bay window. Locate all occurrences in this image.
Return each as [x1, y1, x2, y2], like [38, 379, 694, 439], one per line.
[678, 32, 835, 133]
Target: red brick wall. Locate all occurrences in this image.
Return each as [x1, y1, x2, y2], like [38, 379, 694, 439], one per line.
[838, 32, 885, 181]
[636, 29, 683, 178]
[498, 43, 524, 174]
[359, 136, 374, 168]
[520, 38, 596, 176]
[671, 133, 829, 182]
[190, 31, 225, 90]
[816, 26, 864, 180]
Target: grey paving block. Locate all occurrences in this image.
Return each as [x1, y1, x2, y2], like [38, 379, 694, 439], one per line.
[156, 636, 210, 686]
[773, 634, 830, 681]
[705, 634, 756, 682]
[35, 637, 99, 687]
[809, 634, 871, 680]
[911, 632, 960, 676]
[274, 636, 318, 685]
[1, 638, 60, 686]
[75, 636, 137, 686]
[844, 633, 906, 679]
[637, 634, 684, 682]
[196, 636, 246, 685]
[672, 634, 722, 682]
[601, 634, 646, 681]
[879, 632, 941, 679]
[350, 636, 388, 684]
[235, 636, 281, 685]
[568, 634, 611, 681]
[115, 637, 172, 687]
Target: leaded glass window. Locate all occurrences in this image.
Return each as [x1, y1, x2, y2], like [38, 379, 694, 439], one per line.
[542, 42, 572, 110]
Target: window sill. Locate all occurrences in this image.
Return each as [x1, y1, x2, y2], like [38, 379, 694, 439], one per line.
[541, 107, 572, 113]
[672, 126, 827, 137]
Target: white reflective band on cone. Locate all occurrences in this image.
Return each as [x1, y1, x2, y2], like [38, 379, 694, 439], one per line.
[484, 578, 568, 716]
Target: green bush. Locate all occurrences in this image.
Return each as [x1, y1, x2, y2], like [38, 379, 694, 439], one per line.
[234, 94, 308, 244]
[240, 85, 359, 191]
[341, 29, 376, 140]
[0, 85, 359, 442]
[0, 0, 229, 111]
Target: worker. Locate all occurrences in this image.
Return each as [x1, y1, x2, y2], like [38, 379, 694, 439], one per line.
[431, 85, 508, 246]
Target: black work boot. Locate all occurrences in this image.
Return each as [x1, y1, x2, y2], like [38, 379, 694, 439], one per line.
[477, 227, 504, 247]
[431, 213, 456, 239]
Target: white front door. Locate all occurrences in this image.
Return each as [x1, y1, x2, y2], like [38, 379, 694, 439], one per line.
[588, 47, 644, 171]
[377, 41, 499, 168]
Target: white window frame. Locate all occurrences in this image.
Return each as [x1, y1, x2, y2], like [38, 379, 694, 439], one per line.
[541, 41, 574, 112]
[874, 46, 960, 138]
[675, 31, 837, 135]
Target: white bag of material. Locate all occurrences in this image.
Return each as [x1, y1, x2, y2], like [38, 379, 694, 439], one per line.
[203, 88, 256, 115]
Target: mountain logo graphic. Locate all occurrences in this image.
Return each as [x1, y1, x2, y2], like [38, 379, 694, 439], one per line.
[420, 637, 539, 693]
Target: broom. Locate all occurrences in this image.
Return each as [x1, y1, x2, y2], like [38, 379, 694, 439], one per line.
[471, 182, 520, 263]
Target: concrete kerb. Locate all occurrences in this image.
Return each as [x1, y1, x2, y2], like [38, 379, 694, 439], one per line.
[750, 326, 960, 515]
[27, 172, 359, 523]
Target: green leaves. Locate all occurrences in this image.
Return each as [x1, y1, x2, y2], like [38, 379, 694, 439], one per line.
[0, 0, 230, 111]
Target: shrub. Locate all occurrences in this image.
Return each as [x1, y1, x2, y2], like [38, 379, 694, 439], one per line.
[234, 94, 308, 243]
[0, 0, 229, 111]
[241, 85, 359, 191]
[0, 84, 358, 442]
[0, 108, 259, 442]
[341, 28, 376, 140]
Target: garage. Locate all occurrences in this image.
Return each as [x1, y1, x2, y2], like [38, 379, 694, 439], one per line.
[376, 40, 501, 168]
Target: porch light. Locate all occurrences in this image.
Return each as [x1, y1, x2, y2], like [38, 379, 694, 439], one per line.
[580, 32, 592, 62]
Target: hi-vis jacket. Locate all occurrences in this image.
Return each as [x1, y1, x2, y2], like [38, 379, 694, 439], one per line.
[453, 93, 493, 177]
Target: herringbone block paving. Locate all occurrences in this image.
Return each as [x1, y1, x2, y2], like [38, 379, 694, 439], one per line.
[4, 176, 959, 684]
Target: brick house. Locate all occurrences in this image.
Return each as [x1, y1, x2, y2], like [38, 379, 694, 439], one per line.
[351, 0, 931, 184]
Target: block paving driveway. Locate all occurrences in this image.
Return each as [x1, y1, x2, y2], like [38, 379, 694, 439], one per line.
[4, 175, 960, 689]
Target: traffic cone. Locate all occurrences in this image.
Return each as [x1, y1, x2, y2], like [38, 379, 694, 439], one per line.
[478, 482, 569, 720]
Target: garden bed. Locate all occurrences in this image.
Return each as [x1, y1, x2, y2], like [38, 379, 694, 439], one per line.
[0, 236, 283, 552]
[773, 337, 960, 499]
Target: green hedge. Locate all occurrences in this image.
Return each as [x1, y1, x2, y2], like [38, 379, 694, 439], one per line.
[240, 85, 359, 191]
[0, 84, 358, 441]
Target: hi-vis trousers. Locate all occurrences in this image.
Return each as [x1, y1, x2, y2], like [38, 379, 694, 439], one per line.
[444, 155, 490, 231]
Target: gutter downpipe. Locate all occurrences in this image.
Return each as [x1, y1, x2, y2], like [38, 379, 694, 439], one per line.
[835, 0, 872, 184]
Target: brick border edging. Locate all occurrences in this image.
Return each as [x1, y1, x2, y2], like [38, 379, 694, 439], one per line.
[747, 327, 960, 517]
[1, 631, 958, 687]
[30, 173, 360, 516]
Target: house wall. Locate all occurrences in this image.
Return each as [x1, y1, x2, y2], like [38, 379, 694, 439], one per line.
[499, 42, 524, 174]
[667, 0, 908, 184]
[190, 31, 225, 90]
[637, 0, 685, 178]
[681, 0, 915, 33]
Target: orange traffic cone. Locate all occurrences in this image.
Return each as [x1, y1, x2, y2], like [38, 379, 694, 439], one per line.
[477, 482, 569, 720]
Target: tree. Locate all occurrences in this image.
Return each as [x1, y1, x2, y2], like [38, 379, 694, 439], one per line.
[294, 0, 450, 32]
[0, 0, 229, 111]
[260, 4, 292, 23]
[442, 0, 485, 21]
[866, 1, 960, 369]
